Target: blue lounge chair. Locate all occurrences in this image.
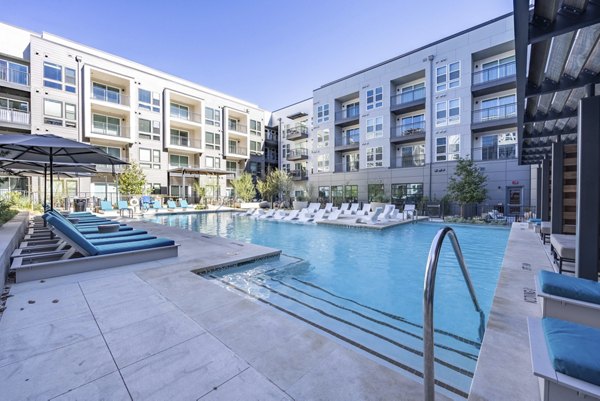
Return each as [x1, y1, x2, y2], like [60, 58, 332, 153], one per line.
[100, 200, 114, 213]
[11, 215, 178, 282]
[153, 200, 164, 210]
[167, 200, 178, 210]
[118, 200, 133, 217]
[179, 199, 189, 209]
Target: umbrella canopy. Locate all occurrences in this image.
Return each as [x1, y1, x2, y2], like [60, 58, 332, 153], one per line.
[0, 133, 128, 210]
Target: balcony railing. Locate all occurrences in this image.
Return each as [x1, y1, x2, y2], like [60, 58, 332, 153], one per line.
[91, 123, 130, 138]
[265, 133, 278, 143]
[472, 103, 517, 123]
[399, 154, 426, 168]
[170, 110, 202, 123]
[96, 156, 129, 172]
[391, 87, 426, 106]
[471, 146, 517, 162]
[335, 131, 360, 147]
[391, 121, 425, 138]
[0, 108, 30, 125]
[91, 89, 129, 106]
[286, 125, 309, 140]
[287, 148, 309, 159]
[290, 169, 308, 180]
[228, 122, 247, 133]
[228, 145, 247, 155]
[0, 66, 29, 86]
[335, 108, 360, 121]
[472, 62, 516, 85]
[169, 136, 202, 149]
[226, 168, 245, 178]
[335, 161, 359, 172]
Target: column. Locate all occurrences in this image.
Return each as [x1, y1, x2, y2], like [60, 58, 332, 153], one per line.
[550, 142, 563, 233]
[540, 158, 550, 221]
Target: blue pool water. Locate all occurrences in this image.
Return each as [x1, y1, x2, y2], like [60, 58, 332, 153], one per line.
[148, 212, 509, 399]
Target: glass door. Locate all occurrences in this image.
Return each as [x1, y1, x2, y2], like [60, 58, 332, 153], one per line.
[507, 186, 522, 216]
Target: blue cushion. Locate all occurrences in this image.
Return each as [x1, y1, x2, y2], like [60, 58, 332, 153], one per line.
[84, 229, 148, 239]
[46, 215, 99, 256]
[179, 200, 189, 208]
[118, 201, 129, 209]
[101, 201, 113, 211]
[77, 226, 133, 233]
[167, 200, 177, 208]
[95, 238, 175, 255]
[528, 218, 542, 223]
[89, 234, 156, 245]
[539, 270, 600, 305]
[543, 317, 600, 386]
[153, 200, 162, 209]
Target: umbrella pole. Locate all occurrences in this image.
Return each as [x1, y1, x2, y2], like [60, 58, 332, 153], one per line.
[49, 150, 54, 211]
[43, 165, 47, 210]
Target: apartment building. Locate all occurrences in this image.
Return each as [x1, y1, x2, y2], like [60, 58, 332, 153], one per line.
[272, 13, 532, 214]
[0, 23, 271, 201]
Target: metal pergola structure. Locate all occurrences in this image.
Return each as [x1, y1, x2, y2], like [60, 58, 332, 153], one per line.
[514, 0, 600, 280]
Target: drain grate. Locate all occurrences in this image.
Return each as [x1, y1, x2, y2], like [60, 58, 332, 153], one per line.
[521, 263, 531, 271]
[523, 287, 537, 303]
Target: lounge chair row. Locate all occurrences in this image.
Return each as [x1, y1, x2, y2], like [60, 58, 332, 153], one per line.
[99, 199, 191, 214]
[11, 210, 178, 282]
[528, 270, 600, 400]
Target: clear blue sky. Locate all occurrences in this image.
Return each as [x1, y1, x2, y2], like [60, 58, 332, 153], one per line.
[3, 0, 513, 110]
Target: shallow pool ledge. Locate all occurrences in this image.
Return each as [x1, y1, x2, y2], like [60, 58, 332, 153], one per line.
[468, 222, 552, 401]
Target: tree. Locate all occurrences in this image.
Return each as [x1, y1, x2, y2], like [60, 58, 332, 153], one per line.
[231, 172, 256, 202]
[117, 162, 147, 196]
[447, 157, 487, 217]
[270, 169, 292, 203]
[192, 181, 206, 205]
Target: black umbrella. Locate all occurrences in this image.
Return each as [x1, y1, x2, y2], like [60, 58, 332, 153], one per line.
[0, 134, 127, 210]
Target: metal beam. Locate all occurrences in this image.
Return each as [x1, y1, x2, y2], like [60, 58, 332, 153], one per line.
[524, 107, 579, 123]
[576, 95, 600, 280]
[536, 167, 542, 218]
[523, 127, 578, 138]
[529, 1, 600, 44]
[551, 142, 564, 233]
[515, 0, 531, 165]
[525, 72, 600, 98]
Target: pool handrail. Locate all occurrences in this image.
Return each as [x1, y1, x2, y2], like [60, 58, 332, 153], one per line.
[423, 226, 485, 401]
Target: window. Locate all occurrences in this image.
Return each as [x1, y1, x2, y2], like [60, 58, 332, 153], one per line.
[170, 129, 189, 147]
[479, 94, 516, 120]
[139, 118, 160, 141]
[250, 120, 262, 136]
[448, 135, 460, 160]
[366, 117, 383, 139]
[170, 103, 189, 120]
[391, 183, 423, 206]
[436, 101, 447, 126]
[92, 114, 121, 136]
[282, 143, 290, 158]
[43, 62, 62, 90]
[138, 89, 160, 112]
[316, 104, 329, 123]
[448, 99, 460, 124]
[343, 153, 359, 172]
[281, 163, 290, 172]
[436, 62, 460, 92]
[43, 99, 62, 126]
[64, 68, 76, 92]
[367, 184, 385, 202]
[345, 102, 360, 118]
[169, 154, 189, 168]
[65, 104, 76, 127]
[344, 185, 358, 203]
[250, 140, 262, 154]
[343, 127, 360, 145]
[205, 107, 221, 127]
[318, 186, 330, 201]
[205, 156, 221, 169]
[0, 97, 29, 125]
[400, 144, 425, 167]
[398, 82, 425, 103]
[139, 148, 161, 169]
[0, 59, 29, 85]
[226, 160, 238, 173]
[399, 114, 425, 135]
[317, 129, 329, 147]
[436, 137, 447, 161]
[317, 154, 329, 172]
[331, 185, 344, 204]
[366, 146, 383, 168]
[481, 132, 517, 161]
[93, 82, 120, 104]
[480, 56, 516, 83]
[96, 146, 121, 159]
[366, 87, 383, 110]
[205, 131, 221, 150]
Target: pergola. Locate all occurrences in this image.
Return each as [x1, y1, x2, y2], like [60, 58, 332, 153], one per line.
[514, 0, 600, 280]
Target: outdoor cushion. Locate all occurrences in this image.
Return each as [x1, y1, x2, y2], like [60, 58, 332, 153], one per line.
[550, 234, 576, 260]
[89, 234, 156, 246]
[539, 270, 600, 305]
[528, 218, 542, 223]
[179, 200, 189, 208]
[167, 200, 177, 208]
[77, 225, 133, 234]
[95, 238, 175, 255]
[46, 215, 98, 255]
[541, 222, 551, 234]
[84, 229, 148, 239]
[542, 317, 600, 386]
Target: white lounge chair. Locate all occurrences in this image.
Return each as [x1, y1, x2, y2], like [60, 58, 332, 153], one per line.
[355, 203, 371, 216]
[272, 210, 288, 220]
[343, 203, 360, 215]
[251, 209, 265, 218]
[403, 204, 416, 219]
[312, 209, 327, 222]
[536, 270, 600, 329]
[378, 204, 395, 222]
[308, 202, 321, 213]
[339, 203, 350, 214]
[283, 210, 300, 221]
[236, 208, 255, 217]
[327, 209, 342, 220]
[389, 208, 401, 220]
[297, 211, 314, 223]
[324, 203, 333, 213]
[356, 207, 383, 225]
[258, 210, 276, 219]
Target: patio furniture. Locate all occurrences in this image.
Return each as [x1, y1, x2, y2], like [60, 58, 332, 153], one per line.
[550, 234, 576, 273]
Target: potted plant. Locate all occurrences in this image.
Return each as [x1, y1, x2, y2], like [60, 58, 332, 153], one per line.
[293, 194, 308, 210]
[370, 193, 390, 210]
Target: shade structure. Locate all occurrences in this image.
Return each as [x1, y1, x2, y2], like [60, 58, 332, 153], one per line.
[0, 133, 127, 209]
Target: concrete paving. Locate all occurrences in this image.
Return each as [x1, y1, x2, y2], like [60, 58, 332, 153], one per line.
[0, 217, 455, 401]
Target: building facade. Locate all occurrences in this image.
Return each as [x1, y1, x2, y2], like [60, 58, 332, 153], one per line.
[0, 23, 271, 203]
[271, 13, 532, 215]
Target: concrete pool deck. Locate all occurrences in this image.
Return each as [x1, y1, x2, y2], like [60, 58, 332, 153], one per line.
[0, 217, 454, 401]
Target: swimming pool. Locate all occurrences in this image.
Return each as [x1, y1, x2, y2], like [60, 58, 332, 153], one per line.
[148, 212, 509, 399]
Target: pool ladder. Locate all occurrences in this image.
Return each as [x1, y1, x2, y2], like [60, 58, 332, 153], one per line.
[423, 226, 486, 401]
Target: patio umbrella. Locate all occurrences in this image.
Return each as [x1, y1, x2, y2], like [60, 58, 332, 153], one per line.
[0, 157, 97, 208]
[0, 134, 127, 210]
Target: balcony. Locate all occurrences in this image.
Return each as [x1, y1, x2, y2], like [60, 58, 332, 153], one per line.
[399, 154, 426, 168]
[391, 121, 426, 143]
[471, 103, 517, 132]
[472, 61, 516, 97]
[335, 161, 359, 173]
[0, 66, 30, 88]
[265, 133, 278, 144]
[290, 169, 308, 181]
[91, 122, 130, 138]
[91, 88, 129, 107]
[170, 109, 202, 124]
[334, 130, 360, 150]
[168, 135, 202, 151]
[226, 168, 245, 178]
[286, 125, 309, 141]
[286, 148, 309, 161]
[471, 146, 517, 162]
[228, 121, 247, 135]
[334, 107, 360, 127]
[0, 108, 30, 127]
[390, 87, 426, 114]
[96, 156, 129, 173]
[228, 144, 247, 157]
